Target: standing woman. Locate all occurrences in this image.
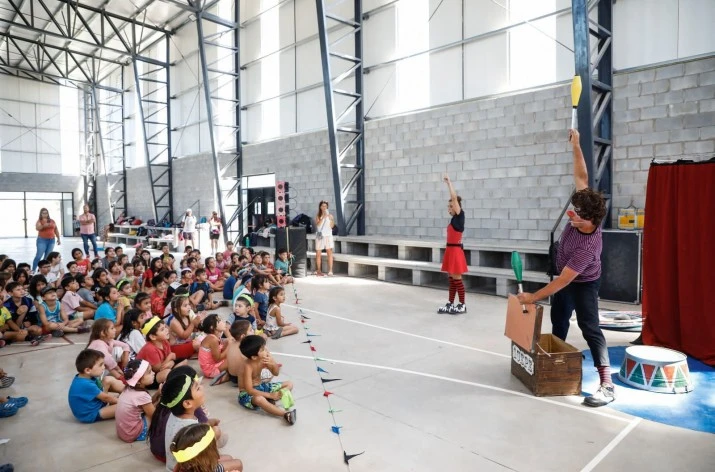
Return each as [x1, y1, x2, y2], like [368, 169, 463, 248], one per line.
[32, 208, 61, 271]
[208, 211, 222, 254]
[79, 204, 99, 259]
[181, 209, 197, 252]
[438, 174, 468, 314]
[314, 200, 335, 277]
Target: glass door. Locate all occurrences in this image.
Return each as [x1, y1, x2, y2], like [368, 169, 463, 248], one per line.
[0, 192, 26, 238]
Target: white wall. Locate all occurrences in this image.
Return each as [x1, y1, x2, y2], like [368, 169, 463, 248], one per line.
[0, 76, 81, 175]
[235, 0, 715, 143]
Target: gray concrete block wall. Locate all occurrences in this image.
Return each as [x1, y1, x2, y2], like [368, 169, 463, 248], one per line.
[612, 56, 715, 217]
[110, 55, 713, 247]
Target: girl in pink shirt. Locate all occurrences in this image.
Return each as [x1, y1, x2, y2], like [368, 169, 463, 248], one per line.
[86, 319, 130, 379]
[116, 359, 155, 442]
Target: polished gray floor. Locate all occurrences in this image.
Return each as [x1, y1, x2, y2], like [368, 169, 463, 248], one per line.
[1, 237, 713, 471]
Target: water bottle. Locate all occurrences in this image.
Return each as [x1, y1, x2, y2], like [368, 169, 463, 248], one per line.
[245, 236, 250, 248]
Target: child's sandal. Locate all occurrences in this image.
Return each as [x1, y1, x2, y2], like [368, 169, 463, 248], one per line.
[283, 409, 296, 425]
[0, 377, 15, 389]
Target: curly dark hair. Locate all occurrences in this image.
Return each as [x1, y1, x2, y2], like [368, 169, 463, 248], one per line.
[571, 188, 607, 227]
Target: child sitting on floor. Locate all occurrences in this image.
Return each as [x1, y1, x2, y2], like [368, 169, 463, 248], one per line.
[118, 308, 151, 358]
[3, 281, 44, 344]
[94, 285, 124, 327]
[198, 314, 229, 380]
[166, 295, 202, 361]
[170, 423, 243, 472]
[226, 320, 252, 384]
[117, 279, 134, 311]
[251, 275, 270, 323]
[87, 318, 130, 379]
[148, 365, 212, 464]
[151, 275, 169, 318]
[274, 248, 295, 285]
[116, 359, 155, 443]
[60, 276, 95, 321]
[68, 349, 125, 423]
[137, 317, 185, 384]
[37, 286, 87, 336]
[227, 295, 258, 331]
[238, 335, 295, 424]
[264, 286, 298, 339]
[162, 374, 232, 472]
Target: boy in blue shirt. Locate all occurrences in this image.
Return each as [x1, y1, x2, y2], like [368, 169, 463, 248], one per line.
[223, 264, 241, 300]
[68, 349, 125, 423]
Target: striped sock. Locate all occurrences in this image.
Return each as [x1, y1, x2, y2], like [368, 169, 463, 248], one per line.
[597, 366, 612, 385]
[455, 279, 465, 304]
[448, 279, 456, 303]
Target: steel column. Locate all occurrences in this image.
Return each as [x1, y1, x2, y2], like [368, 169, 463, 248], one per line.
[572, 0, 613, 225]
[315, 0, 365, 235]
[195, 0, 243, 243]
[132, 32, 173, 223]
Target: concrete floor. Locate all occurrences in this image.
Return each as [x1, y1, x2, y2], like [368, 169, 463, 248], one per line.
[1, 237, 714, 471]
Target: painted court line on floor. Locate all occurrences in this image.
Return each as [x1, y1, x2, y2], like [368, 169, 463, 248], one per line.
[580, 418, 642, 472]
[284, 303, 511, 359]
[273, 351, 631, 423]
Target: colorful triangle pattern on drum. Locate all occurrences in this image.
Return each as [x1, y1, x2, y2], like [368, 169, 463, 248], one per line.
[642, 363, 656, 384]
[630, 363, 645, 385]
[652, 367, 668, 389]
[674, 366, 689, 388]
[663, 365, 677, 383]
[626, 357, 636, 377]
[619, 362, 627, 380]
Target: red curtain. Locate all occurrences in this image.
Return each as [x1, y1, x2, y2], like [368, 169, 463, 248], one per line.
[642, 160, 715, 366]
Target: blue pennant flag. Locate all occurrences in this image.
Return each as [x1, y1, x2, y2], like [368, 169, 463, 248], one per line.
[331, 425, 343, 434]
[317, 366, 328, 373]
[306, 333, 321, 337]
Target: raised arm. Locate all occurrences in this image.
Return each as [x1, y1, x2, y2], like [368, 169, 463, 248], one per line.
[570, 129, 588, 191]
[443, 174, 461, 214]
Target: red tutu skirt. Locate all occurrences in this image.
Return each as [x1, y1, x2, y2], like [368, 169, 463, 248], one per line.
[441, 246, 467, 274]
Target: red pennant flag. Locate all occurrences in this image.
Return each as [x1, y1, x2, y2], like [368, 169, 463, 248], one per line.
[310, 346, 317, 352]
[323, 390, 333, 397]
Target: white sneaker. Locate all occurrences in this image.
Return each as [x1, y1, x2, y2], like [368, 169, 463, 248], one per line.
[583, 383, 615, 407]
[438, 302, 453, 314]
[450, 303, 466, 314]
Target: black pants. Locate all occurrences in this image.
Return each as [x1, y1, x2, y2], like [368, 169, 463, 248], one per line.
[551, 279, 610, 368]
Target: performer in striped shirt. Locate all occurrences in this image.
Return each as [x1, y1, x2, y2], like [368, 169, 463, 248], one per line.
[517, 129, 614, 408]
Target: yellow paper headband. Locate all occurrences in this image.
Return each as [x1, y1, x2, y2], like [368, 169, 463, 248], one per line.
[238, 293, 254, 307]
[172, 426, 215, 463]
[163, 375, 193, 408]
[141, 316, 162, 337]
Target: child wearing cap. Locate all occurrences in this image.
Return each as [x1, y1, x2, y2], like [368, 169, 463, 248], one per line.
[37, 286, 88, 336]
[115, 359, 156, 442]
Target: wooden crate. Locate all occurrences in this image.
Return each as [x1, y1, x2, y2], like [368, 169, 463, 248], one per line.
[505, 295, 582, 396]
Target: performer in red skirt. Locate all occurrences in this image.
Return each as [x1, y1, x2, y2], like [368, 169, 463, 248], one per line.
[438, 174, 468, 314]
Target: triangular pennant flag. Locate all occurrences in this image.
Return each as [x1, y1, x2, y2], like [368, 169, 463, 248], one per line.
[306, 333, 321, 337]
[317, 366, 328, 373]
[328, 408, 342, 413]
[300, 315, 311, 320]
[321, 378, 341, 383]
[310, 346, 317, 352]
[331, 425, 342, 434]
[303, 326, 310, 330]
[301, 340, 312, 344]
[315, 357, 328, 361]
[323, 390, 333, 397]
[300, 319, 306, 324]
[344, 451, 365, 464]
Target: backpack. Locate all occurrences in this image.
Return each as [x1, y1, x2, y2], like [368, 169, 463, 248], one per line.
[146, 219, 156, 227]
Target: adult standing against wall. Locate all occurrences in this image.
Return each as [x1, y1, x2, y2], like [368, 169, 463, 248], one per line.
[32, 208, 61, 271]
[517, 129, 613, 408]
[79, 204, 99, 259]
[208, 211, 222, 254]
[314, 200, 335, 276]
[182, 208, 198, 251]
[438, 174, 468, 315]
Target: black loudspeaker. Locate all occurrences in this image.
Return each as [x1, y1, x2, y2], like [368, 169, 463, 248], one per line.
[276, 181, 289, 228]
[600, 230, 642, 303]
[276, 227, 307, 278]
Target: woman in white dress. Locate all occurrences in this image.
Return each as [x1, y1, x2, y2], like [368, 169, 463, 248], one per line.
[314, 200, 335, 276]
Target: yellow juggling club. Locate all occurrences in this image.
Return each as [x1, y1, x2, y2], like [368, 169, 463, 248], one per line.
[571, 75, 582, 130]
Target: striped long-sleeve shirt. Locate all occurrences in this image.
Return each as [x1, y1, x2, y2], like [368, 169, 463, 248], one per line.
[556, 224, 602, 282]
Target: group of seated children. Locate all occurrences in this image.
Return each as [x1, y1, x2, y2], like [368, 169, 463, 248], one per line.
[60, 239, 301, 469]
[68, 321, 296, 471]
